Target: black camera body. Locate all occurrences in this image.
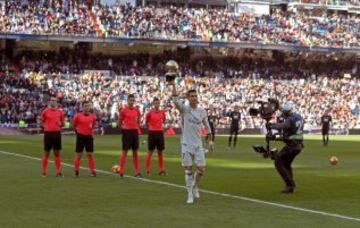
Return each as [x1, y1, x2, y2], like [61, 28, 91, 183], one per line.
[249, 98, 280, 121]
[249, 98, 281, 159]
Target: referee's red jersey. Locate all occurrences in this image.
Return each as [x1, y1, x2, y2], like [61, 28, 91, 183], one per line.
[73, 113, 97, 136]
[119, 106, 141, 130]
[145, 109, 166, 131]
[41, 108, 64, 132]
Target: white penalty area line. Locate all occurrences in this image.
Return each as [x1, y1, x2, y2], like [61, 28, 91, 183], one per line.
[0, 150, 360, 223]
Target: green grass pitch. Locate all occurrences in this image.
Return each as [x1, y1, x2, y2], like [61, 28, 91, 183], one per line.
[0, 134, 359, 227]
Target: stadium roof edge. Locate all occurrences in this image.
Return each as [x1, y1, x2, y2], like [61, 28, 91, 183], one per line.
[1, 33, 359, 54]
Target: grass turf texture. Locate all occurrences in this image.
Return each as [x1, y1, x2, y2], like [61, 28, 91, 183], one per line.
[0, 135, 359, 228]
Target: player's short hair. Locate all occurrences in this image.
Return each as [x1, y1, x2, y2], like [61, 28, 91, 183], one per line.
[153, 97, 160, 102]
[187, 89, 197, 96]
[128, 94, 135, 99]
[83, 100, 91, 105]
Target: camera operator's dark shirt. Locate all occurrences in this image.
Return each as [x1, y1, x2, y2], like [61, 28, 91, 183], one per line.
[229, 111, 241, 129]
[321, 115, 332, 129]
[271, 112, 304, 144]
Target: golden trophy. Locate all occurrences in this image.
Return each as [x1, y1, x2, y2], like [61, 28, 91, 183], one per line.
[165, 60, 179, 83]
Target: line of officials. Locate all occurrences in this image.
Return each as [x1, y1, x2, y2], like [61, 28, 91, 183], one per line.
[40, 95, 167, 178]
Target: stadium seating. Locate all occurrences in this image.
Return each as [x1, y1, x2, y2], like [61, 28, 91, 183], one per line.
[1, 70, 359, 130]
[0, 1, 359, 48]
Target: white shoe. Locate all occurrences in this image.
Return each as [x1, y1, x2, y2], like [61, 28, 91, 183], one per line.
[187, 192, 194, 204]
[193, 185, 200, 199]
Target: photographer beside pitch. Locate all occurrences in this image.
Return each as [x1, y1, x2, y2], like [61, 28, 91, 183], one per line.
[266, 101, 304, 194]
[169, 80, 213, 204]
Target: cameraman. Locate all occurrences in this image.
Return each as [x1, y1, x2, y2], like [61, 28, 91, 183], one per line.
[267, 101, 304, 194]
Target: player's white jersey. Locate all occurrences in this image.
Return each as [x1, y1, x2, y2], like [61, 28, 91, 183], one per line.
[173, 96, 211, 148]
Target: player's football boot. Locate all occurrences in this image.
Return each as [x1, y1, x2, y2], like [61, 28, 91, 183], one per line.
[90, 172, 96, 177]
[158, 170, 167, 176]
[134, 173, 142, 178]
[74, 171, 79, 177]
[186, 192, 194, 204]
[56, 173, 64, 177]
[280, 186, 294, 194]
[192, 185, 200, 199]
[42, 172, 47, 177]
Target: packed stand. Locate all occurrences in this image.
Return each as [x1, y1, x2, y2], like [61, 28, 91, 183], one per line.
[94, 5, 360, 47]
[11, 49, 360, 78]
[1, 53, 359, 130]
[93, 4, 360, 48]
[289, 0, 360, 6]
[0, 1, 359, 48]
[0, 0, 97, 36]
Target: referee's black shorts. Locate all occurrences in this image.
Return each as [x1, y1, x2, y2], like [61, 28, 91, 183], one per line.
[44, 131, 62, 152]
[322, 127, 329, 135]
[148, 131, 165, 151]
[76, 134, 94, 153]
[122, 129, 139, 151]
[230, 127, 239, 135]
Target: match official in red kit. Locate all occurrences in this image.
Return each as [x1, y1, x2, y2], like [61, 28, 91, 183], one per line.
[72, 101, 97, 177]
[40, 96, 65, 177]
[118, 94, 141, 177]
[145, 97, 167, 176]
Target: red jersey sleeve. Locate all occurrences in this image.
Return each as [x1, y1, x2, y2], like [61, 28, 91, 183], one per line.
[72, 114, 79, 126]
[119, 109, 124, 125]
[137, 108, 141, 126]
[145, 112, 151, 125]
[137, 108, 141, 117]
[60, 110, 65, 126]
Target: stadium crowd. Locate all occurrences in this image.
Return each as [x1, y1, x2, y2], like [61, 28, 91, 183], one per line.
[0, 0, 97, 36]
[0, 1, 359, 48]
[289, 0, 360, 6]
[1, 52, 359, 130]
[94, 4, 360, 48]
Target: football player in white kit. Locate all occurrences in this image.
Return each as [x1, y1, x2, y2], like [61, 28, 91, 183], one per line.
[169, 82, 213, 204]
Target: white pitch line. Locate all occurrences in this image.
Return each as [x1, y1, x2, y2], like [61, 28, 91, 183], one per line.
[1, 150, 360, 223]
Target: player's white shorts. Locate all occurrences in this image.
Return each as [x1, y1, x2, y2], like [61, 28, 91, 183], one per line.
[181, 144, 206, 167]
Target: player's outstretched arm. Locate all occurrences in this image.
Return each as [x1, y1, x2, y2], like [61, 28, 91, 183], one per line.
[169, 82, 184, 113]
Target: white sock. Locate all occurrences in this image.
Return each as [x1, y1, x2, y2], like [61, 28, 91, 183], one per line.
[185, 170, 194, 193]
